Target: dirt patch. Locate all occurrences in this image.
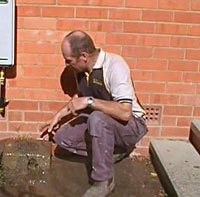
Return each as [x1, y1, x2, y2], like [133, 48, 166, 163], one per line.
[0, 151, 166, 197]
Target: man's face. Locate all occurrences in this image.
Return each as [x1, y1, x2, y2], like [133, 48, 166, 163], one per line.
[61, 40, 86, 72]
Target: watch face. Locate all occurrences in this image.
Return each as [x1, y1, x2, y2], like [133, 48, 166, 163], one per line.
[88, 97, 94, 106]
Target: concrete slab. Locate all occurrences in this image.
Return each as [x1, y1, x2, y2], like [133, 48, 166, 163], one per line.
[150, 139, 200, 197]
[190, 119, 200, 154]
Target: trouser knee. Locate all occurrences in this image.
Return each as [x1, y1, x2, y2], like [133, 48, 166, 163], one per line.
[87, 111, 110, 137]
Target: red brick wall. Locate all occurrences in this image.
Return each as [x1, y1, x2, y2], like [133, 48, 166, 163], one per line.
[1, 0, 200, 155]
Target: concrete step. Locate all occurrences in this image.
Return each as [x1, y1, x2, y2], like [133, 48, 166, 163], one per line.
[190, 119, 200, 154]
[150, 139, 200, 197]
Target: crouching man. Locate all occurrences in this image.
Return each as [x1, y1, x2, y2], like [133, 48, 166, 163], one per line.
[41, 30, 148, 197]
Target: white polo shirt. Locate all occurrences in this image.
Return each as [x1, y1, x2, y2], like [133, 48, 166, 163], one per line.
[93, 49, 146, 118]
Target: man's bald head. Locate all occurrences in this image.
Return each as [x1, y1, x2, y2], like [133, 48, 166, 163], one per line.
[62, 30, 96, 58]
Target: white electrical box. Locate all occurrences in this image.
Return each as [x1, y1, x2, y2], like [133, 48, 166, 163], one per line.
[0, 0, 15, 66]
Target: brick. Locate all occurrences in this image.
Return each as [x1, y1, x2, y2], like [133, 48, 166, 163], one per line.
[40, 79, 60, 89]
[57, 19, 89, 31]
[151, 71, 182, 82]
[125, 0, 157, 8]
[150, 95, 179, 104]
[161, 127, 189, 137]
[177, 117, 193, 127]
[166, 83, 196, 94]
[136, 59, 167, 70]
[39, 54, 63, 66]
[197, 85, 200, 94]
[137, 35, 170, 47]
[7, 89, 25, 99]
[188, 25, 200, 36]
[55, 43, 62, 54]
[24, 17, 57, 29]
[156, 24, 188, 35]
[131, 70, 151, 81]
[124, 58, 137, 69]
[139, 137, 150, 147]
[133, 147, 149, 156]
[186, 49, 200, 60]
[8, 78, 40, 88]
[23, 42, 55, 54]
[124, 22, 155, 33]
[92, 0, 124, 7]
[24, 89, 66, 101]
[159, 0, 190, 10]
[16, 0, 23, 3]
[8, 100, 38, 111]
[100, 45, 121, 55]
[135, 93, 149, 103]
[17, 6, 41, 17]
[162, 117, 177, 126]
[171, 37, 200, 48]
[17, 43, 24, 53]
[39, 101, 66, 111]
[76, 8, 108, 19]
[17, 54, 38, 65]
[8, 122, 39, 132]
[106, 33, 137, 45]
[58, 0, 90, 5]
[122, 46, 152, 57]
[0, 122, 7, 132]
[8, 111, 23, 121]
[146, 127, 160, 137]
[180, 95, 200, 106]
[23, 0, 55, 4]
[142, 10, 173, 22]
[0, 132, 18, 140]
[168, 60, 198, 71]
[25, 112, 53, 122]
[134, 82, 165, 93]
[192, 0, 200, 11]
[88, 32, 106, 44]
[174, 12, 200, 24]
[164, 106, 192, 116]
[17, 17, 24, 29]
[23, 66, 56, 77]
[109, 8, 141, 20]
[42, 7, 74, 18]
[39, 30, 65, 43]
[154, 48, 184, 59]
[183, 73, 200, 83]
[18, 30, 40, 42]
[89, 21, 122, 32]
[193, 107, 200, 116]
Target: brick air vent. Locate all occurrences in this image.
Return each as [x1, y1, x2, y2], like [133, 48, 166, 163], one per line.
[143, 105, 162, 125]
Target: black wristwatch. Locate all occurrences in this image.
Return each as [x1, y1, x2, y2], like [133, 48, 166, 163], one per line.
[87, 97, 94, 107]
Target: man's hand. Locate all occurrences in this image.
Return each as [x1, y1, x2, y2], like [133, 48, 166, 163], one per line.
[40, 94, 88, 135]
[40, 116, 59, 134]
[68, 94, 88, 115]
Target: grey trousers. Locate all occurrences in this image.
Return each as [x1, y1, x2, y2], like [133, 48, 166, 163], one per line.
[53, 111, 148, 182]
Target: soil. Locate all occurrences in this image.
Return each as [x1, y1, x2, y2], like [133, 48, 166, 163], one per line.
[0, 151, 166, 197]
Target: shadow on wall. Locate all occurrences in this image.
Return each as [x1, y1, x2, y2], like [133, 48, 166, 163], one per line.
[60, 66, 77, 97]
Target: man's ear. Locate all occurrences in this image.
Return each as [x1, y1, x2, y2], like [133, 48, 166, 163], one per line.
[79, 52, 88, 62]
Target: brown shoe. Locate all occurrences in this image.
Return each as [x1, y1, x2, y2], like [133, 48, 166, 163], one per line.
[82, 177, 115, 197]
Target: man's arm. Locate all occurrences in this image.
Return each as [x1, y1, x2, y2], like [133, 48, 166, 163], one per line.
[40, 104, 71, 133]
[69, 96, 132, 122]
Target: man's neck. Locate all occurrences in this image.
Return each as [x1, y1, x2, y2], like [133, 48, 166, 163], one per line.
[87, 48, 100, 73]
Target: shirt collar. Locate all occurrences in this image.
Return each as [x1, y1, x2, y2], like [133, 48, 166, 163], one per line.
[93, 48, 105, 69]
